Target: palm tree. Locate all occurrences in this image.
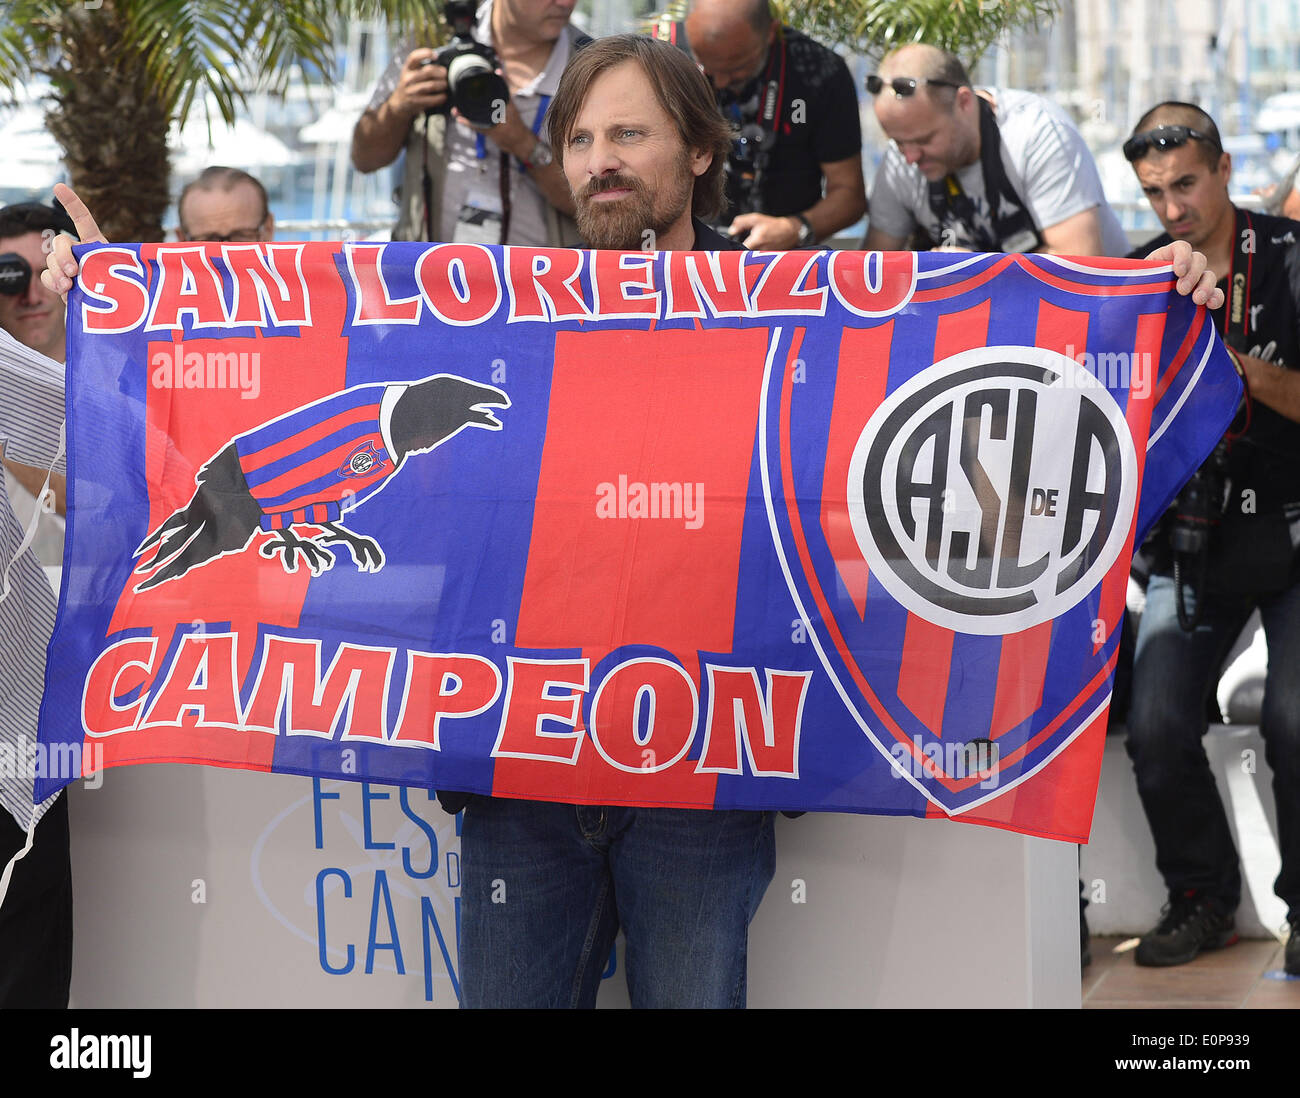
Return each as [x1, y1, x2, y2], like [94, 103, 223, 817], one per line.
[0, 1, 441, 241]
[787, 0, 1061, 64]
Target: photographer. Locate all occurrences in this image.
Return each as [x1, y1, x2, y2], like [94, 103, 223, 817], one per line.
[351, 0, 585, 245]
[864, 44, 1128, 256]
[655, 0, 865, 249]
[1124, 101, 1300, 976]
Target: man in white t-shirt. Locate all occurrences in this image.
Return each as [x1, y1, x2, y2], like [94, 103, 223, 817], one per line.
[863, 43, 1127, 257]
[352, 0, 586, 246]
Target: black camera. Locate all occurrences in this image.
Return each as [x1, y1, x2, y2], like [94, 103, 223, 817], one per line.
[1170, 440, 1231, 556]
[0, 252, 32, 296]
[726, 123, 769, 216]
[427, 0, 510, 129]
[732, 121, 768, 169]
[721, 86, 770, 216]
[1169, 437, 1232, 629]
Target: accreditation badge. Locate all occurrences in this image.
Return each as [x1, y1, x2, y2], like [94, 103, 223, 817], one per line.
[453, 177, 504, 246]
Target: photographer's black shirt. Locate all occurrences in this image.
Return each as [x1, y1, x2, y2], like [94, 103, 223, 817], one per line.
[1135, 210, 1300, 513]
[712, 27, 862, 222]
[1133, 210, 1300, 584]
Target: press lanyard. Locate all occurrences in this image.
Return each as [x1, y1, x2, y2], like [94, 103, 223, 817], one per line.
[473, 94, 551, 167]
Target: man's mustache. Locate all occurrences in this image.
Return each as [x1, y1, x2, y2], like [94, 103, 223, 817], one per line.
[581, 174, 647, 200]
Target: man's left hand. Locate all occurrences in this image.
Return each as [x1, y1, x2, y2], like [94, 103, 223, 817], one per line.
[41, 183, 108, 303]
[1145, 239, 1225, 309]
[457, 98, 534, 161]
[727, 213, 802, 250]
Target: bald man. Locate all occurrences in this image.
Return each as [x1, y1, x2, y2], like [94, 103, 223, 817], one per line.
[654, 0, 865, 249]
[176, 166, 275, 242]
[864, 44, 1127, 256]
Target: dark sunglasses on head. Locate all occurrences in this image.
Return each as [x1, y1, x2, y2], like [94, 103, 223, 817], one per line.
[1122, 125, 1222, 162]
[865, 75, 962, 97]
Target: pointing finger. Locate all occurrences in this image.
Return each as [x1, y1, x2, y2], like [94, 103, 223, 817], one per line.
[52, 182, 107, 247]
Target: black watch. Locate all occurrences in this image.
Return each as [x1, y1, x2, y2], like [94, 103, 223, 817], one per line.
[795, 214, 817, 247]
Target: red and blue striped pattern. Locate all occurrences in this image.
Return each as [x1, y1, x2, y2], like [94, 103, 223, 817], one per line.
[233, 383, 396, 527]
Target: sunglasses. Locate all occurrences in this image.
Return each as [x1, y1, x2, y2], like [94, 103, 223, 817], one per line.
[1122, 125, 1222, 162]
[865, 75, 962, 97]
[198, 227, 267, 243]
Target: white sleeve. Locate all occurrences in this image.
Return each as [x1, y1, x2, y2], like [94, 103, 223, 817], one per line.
[867, 149, 924, 242]
[1001, 98, 1108, 234]
[367, 35, 416, 113]
[0, 329, 66, 473]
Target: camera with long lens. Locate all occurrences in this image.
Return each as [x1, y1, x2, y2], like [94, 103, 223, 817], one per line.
[1170, 438, 1231, 629]
[0, 253, 32, 296]
[426, 0, 510, 129]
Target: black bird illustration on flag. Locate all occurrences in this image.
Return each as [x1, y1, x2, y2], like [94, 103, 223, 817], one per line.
[132, 373, 509, 591]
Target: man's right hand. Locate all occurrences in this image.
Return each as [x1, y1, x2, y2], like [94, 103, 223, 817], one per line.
[390, 49, 449, 118]
[41, 183, 108, 303]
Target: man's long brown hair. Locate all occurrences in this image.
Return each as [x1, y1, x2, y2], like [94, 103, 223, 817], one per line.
[547, 34, 732, 220]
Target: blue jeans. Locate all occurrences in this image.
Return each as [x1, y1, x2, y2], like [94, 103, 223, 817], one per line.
[1125, 572, 1300, 920]
[458, 798, 776, 1008]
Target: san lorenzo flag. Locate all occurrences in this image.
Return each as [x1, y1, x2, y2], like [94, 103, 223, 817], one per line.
[32, 243, 1239, 842]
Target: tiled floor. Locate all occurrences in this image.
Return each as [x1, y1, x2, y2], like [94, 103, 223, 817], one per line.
[1084, 935, 1300, 1008]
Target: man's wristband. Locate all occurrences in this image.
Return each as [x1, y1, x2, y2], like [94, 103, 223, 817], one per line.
[795, 214, 817, 247]
[521, 136, 553, 172]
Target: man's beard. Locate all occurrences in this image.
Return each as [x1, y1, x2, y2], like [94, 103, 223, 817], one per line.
[574, 157, 694, 250]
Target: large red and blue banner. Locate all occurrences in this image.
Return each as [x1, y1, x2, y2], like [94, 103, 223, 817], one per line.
[35, 243, 1239, 841]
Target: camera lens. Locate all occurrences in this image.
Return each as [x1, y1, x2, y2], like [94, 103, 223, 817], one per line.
[0, 253, 32, 297]
[448, 54, 508, 128]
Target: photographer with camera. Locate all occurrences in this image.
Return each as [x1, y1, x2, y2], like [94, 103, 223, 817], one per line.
[653, 0, 865, 249]
[352, 0, 586, 245]
[864, 44, 1127, 256]
[1124, 101, 1300, 976]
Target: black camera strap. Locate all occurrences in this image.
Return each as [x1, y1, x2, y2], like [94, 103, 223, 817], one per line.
[1222, 207, 1255, 345]
[1218, 207, 1256, 441]
[499, 148, 511, 245]
[926, 96, 1042, 253]
[754, 30, 786, 140]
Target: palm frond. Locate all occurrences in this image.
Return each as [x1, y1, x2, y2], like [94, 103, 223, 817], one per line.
[792, 0, 1062, 65]
[648, 0, 1061, 66]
